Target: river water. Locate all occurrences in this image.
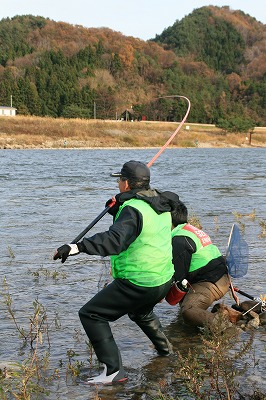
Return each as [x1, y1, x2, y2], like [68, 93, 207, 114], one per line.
[0, 148, 265, 399]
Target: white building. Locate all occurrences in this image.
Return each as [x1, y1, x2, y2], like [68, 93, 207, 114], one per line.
[0, 106, 17, 116]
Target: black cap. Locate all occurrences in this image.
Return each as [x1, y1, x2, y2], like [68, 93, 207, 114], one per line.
[111, 160, 150, 181]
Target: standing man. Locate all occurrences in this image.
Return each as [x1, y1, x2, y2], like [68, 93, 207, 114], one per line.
[54, 160, 178, 384]
[170, 200, 230, 327]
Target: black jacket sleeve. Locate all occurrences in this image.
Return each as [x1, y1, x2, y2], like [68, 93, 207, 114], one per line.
[172, 235, 228, 284]
[77, 206, 142, 257]
[172, 235, 196, 281]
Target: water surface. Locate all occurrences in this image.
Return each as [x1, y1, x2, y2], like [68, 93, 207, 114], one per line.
[0, 148, 265, 399]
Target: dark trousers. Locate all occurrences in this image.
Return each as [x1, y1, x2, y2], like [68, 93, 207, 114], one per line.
[79, 278, 172, 374]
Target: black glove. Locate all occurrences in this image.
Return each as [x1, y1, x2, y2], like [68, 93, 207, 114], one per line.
[53, 244, 80, 263]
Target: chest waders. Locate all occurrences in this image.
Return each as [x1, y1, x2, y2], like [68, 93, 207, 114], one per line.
[79, 201, 174, 382]
[113, 200, 173, 357]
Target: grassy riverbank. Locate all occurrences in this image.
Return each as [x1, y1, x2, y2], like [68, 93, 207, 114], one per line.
[0, 116, 265, 149]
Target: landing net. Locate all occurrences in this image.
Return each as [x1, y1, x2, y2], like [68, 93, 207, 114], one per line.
[226, 223, 249, 278]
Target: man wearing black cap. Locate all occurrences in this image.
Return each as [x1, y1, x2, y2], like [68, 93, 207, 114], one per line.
[54, 160, 179, 384]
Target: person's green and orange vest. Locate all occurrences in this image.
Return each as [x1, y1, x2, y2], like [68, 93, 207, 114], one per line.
[172, 223, 222, 272]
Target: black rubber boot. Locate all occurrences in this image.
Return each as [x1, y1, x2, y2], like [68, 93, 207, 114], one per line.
[91, 335, 123, 375]
[130, 312, 173, 356]
[79, 307, 127, 378]
[87, 337, 127, 384]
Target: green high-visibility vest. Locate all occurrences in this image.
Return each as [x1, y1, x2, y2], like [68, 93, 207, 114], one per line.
[111, 198, 174, 287]
[172, 223, 222, 272]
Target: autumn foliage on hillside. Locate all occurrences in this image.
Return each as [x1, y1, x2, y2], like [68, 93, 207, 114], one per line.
[0, 7, 265, 125]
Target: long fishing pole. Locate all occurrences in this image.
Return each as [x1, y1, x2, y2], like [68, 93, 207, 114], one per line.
[71, 200, 116, 244]
[71, 95, 191, 243]
[147, 95, 191, 167]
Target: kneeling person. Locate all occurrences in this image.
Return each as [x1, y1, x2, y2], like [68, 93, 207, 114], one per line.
[171, 200, 230, 327]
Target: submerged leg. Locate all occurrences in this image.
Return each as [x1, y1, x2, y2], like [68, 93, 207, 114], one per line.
[129, 310, 173, 355]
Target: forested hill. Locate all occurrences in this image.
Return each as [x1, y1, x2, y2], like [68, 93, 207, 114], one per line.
[152, 6, 265, 78]
[0, 6, 265, 126]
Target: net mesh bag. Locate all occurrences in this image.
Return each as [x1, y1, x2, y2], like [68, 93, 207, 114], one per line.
[226, 223, 249, 278]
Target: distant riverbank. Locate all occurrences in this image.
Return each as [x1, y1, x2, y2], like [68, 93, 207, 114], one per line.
[0, 116, 265, 149]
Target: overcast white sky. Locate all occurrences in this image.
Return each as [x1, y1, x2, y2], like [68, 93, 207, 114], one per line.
[1, 0, 265, 41]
